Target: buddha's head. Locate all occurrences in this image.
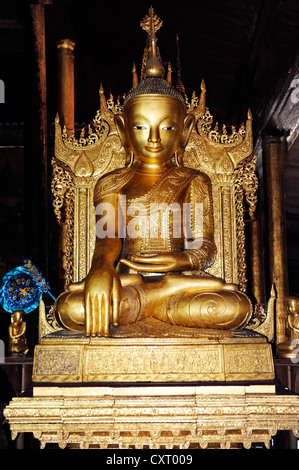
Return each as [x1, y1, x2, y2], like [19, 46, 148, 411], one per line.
[11, 310, 24, 324]
[115, 27, 194, 167]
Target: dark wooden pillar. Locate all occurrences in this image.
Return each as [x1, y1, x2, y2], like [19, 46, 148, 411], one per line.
[262, 132, 289, 347]
[24, 3, 48, 271]
[246, 202, 266, 305]
[56, 39, 75, 133]
[56, 39, 75, 288]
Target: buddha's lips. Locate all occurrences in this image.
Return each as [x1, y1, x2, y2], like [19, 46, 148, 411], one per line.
[145, 145, 165, 152]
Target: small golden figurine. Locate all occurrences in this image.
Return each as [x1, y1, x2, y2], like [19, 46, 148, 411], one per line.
[287, 297, 299, 335]
[8, 310, 29, 356]
[55, 11, 252, 337]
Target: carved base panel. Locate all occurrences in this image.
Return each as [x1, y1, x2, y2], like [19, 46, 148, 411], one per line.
[4, 385, 299, 449]
[32, 329, 275, 383]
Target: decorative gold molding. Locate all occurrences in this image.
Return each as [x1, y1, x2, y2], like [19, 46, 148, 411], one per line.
[4, 386, 299, 449]
[247, 285, 275, 342]
[32, 327, 274, 383]
[51, 158, 74, 286]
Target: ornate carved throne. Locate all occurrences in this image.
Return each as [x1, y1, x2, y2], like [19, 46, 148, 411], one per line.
[33, 78, 275, 384]
[51, 83, 255, 294]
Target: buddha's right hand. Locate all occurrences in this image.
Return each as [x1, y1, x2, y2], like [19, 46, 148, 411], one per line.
[84, 267, 121, 337]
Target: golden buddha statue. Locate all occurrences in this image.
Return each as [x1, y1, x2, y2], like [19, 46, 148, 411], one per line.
[55, 25, 252, 338]
[8, 310, 29, 356]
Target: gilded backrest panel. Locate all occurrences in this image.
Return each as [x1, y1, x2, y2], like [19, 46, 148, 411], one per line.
[52, 86, 256, 292]
[52, 88, 126, 286]
[183, 91, 256, 291]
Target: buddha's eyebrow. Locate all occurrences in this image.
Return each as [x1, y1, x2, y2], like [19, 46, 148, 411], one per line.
[160, 115, 174, 123]
[130, 114, 150, 123]
[130, 114, 173, 125]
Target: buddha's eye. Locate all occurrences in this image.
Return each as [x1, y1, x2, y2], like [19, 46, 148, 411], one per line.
[133, 125, 147, 130]
[162, 126, 175, 131]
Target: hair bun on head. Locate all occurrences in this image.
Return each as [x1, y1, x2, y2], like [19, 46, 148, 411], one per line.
[123, 77, 186, 108]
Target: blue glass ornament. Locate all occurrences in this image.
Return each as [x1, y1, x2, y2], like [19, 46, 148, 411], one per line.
[0, 259, 55, 314]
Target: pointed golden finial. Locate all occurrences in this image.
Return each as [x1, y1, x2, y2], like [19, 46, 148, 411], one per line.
[99, 82, 104, 95]
[198, 79, 206, 112]
[132, 62, 139, 89]
[140, 6, 163, 36]
[141, 7, 165, 79]
[143, 36, 165, 78]
[188, 81, 206, 120]
[167, 62, 172, 84]
[98, 83, 115, 127]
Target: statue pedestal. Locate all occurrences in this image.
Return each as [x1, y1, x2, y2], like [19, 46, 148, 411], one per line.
[4, 383, 299, 449]
[6, 321, 298, 449]
[31, 323, 275, 383]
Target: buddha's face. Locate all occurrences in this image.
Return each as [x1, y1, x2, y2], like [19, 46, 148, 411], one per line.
[11, 310, 23, 324]
[117, 95, 192, 166]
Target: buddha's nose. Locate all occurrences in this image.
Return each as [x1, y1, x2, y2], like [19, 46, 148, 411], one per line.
[148, 126, 161, 143]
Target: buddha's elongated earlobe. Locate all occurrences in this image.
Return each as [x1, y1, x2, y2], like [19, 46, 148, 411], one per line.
[126, 151, 134, 167]
[174, 114, 195, 166]
[174, 150, 182, 167]
[114, 114, 126, 146]
[114, 114, 133, 166]
[181, 114, 195, 148]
